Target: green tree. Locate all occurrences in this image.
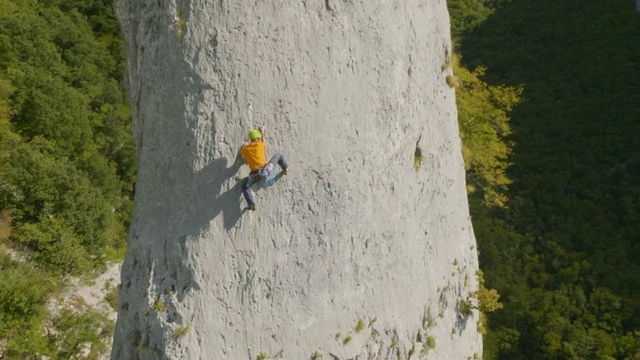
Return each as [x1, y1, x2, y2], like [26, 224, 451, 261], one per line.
[0, 251, 55, 357]
[449, 0, 640, 358]
[0, 1, 134, 358]
[0, 0, 135, 268]
[453, 56, 522, 207]
[5, 140, 111, 272]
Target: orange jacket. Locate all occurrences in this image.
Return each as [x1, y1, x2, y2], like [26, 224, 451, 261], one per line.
[240, 141, 266, 171]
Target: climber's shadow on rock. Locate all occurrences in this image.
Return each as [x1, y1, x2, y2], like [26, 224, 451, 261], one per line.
[195, 152, 245, 230]
[273, 171, 286, 184]
[194, 152, 289, 230]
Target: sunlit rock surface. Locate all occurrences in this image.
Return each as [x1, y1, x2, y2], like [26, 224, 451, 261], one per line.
[112, 0, 482, 359]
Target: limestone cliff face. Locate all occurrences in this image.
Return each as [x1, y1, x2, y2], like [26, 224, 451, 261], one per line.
[112, 1, 482, 359]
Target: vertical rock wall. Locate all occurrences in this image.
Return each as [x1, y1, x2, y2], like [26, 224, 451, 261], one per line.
[112, 0, 482, 359]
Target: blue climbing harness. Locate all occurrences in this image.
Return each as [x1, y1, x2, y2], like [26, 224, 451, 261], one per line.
[249, 163, 275, 189]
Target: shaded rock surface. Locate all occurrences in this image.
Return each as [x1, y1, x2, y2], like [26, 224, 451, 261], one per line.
[112, 0, 482, 359]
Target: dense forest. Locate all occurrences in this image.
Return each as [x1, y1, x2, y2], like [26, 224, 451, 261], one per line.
[449, 0, 640, 358]
[0, 0, 134, 358]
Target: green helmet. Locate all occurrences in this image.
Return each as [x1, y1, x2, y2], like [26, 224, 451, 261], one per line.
[248, 129, 262, 141]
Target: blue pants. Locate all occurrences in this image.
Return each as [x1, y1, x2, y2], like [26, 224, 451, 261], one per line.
[242, 153, 288, 207]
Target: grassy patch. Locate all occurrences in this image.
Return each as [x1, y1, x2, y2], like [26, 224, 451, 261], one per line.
[414, 142, 424, 171]
[426, 336, 436, 349]
[153, 300, 167, 312]
[177, 9, 186, 38]
[174, 326, 189, 337]
[105, 284, 120, 311]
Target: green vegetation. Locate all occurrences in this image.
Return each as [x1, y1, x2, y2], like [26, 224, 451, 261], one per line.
[414, 142, 424, 171]
[0, 0, 133, 357]
[475, 271, 503, 313]
[426, 336, 436, 349]
[451, 54, 522, 207]
[0, 250, 54, 356]
[174, 326, 189, 337]
[1, 249, 115, 359]
[466, 270, 504, 335]
[153, 300, 167, 312]
[177, 10, 186, 38]
[50, 308, 114, 359]
[423, 313, 436, 329]
[105, 283, 120, 310]
[449, 0, 640, 358]
[458, 298, 473, 317]
[446, 74, 462, 88]
[0, 0, 134, 271]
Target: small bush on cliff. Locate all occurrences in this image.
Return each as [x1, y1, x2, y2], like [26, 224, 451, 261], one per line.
[174, 326, 189, 337]
[426, 335, 436, 349]
[458, 270, 503, 334]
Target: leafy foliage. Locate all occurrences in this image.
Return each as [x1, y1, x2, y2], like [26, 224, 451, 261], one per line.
[0, 251, 54, 341]
[0, 249, 61, 359]
[448, 0, 496, 35]
[50, 308, 114, 360]
[0, 0, 133, 357]
[449, 0, 640, 358]
[452, 55, 522, 207]
[0, 0, 134, 272]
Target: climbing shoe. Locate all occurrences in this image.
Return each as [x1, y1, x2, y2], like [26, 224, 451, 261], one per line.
[247, 204, 256, 211]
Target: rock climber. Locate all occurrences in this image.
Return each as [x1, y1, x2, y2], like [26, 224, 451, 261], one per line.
[239, 125, 289, 211]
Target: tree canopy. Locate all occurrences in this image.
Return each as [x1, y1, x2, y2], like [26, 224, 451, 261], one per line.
[0, 0, 134, 357]
[449, 0, 640, 358]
